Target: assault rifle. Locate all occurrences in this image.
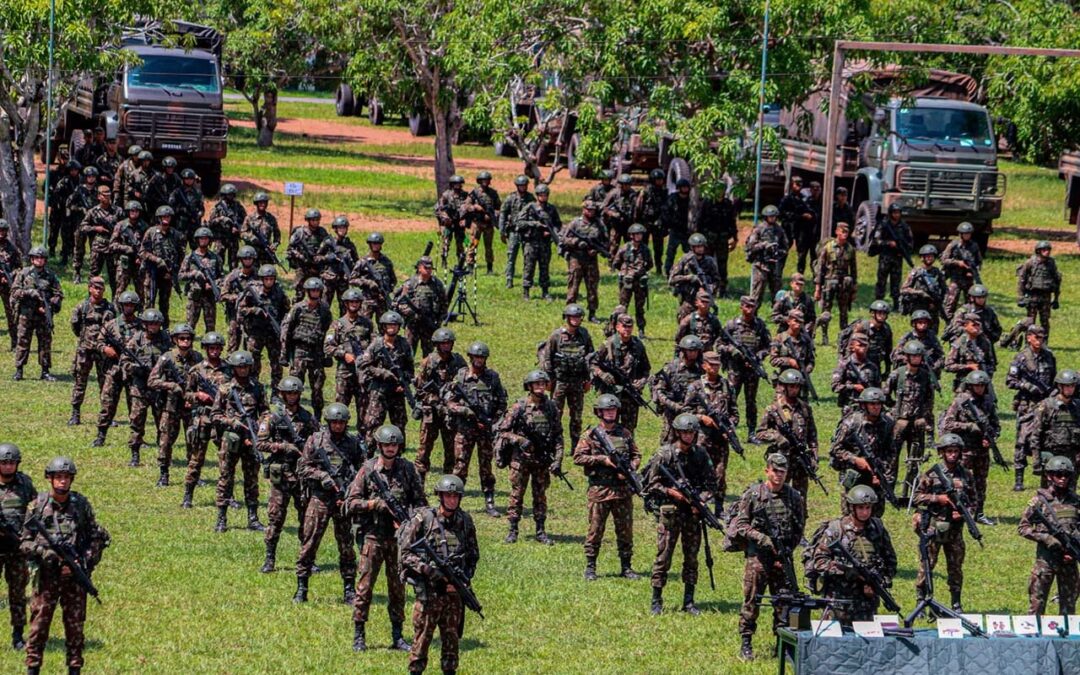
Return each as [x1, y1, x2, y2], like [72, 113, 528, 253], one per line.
[656, 462, 724, 532]
[407, 537, 484, 619]
[768, 410, 829, 496]
[591, 354, 660, 417]
[689, 391, 744, 459]
[719, 326, 769, 380]
[376, 342, 419, 418]
[828, 539, 901, 613]
[590, 426, 644, 496]
[845, 427, 900, 509]
[25, 516, 102, 604]
[1031, 495, 1080, 562]
[568, 225, 611, 260]
[930, 464, 983, 548]
[187, 253, 221, 302]
[1014, 362, 1053, 399]
[502, 404, 574, 490]
[370, 468, 411, 526]
[228, 386, 265, 466]
[960, 399, 1008, 471]
[877, 216, 914, 268]
[250, 229, 286, 270]
[244, 286, 282, 338]
[33, 280, 55, 331]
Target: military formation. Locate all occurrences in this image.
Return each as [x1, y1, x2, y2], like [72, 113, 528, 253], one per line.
[0, 156, 1076, 673]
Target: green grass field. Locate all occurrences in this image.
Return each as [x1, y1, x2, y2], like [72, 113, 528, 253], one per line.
[4, 105, 1078, 673]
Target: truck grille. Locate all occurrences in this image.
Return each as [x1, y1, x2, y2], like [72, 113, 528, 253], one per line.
[124, 110, 228, 138]
[897, 168, 1005, 197]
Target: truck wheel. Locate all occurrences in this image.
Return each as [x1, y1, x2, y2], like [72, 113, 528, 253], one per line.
[974, 230, 990, 257]
[568, 133, 591, 180]
[667, 158, 692, 192]
[408, 112, 432, 137]
[336, 84, 356, 117]
[199, 163, 222, 198]
[368, 98, 384, 125]
[853, 201, 879, 253]
[493, 141, 517, 158]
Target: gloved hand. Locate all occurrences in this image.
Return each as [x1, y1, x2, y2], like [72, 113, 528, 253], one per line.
[321, 476, 338, 492]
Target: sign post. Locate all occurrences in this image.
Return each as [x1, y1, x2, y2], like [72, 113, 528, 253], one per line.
[284, 182, 304, 237]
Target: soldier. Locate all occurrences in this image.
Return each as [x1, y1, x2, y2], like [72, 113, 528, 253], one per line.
[321, 216, 359, 313]
[325, 287, 376, 426]
[717, 296, 771, 438]
[11, 247, 63, 382]
[350, 232, 396, 320]
[257, 376, 319, 573]
[463, 171, 500, 274]
[831, 333, 882, 413]
[771, 273, 816, 337]
[239, 192, 281, 268]
[181, 331, 230, 508]
[675, 290, 721, 349]
[912, 434, 977, 611]
[144, 156, 181, 218]
[435, 174, 468, 269]
[116, 150, 153, 206]
[495, 369, 563, 545]
[661, 178, 693, 275]
[591, 313, 651, 433]
[499, 175, 535, 289]
[398, 474, 479, 675]
[541, 304, 595, 449]
[806, 486, 897, 625]
[778, 175, 811, 275]
[870, 203, 914, 310]
[393, 256, 447, 357]
[755, 369, 819, 500]
[831, 187, 856, 236]
[78, 184, 123, 288]
[75, 127, 103, 167]
[359, 311, 415, 444]
[891, 310, 945, 376]
[1018, 455, 1080, 616]
[1030, 371, 1080, 485]
[644, 413, 714, 615]
[295, 403, 364, 603]
[838, 301, 894, 377]
[636, 168, 669, 274]
[238, 264, 289, 387]
[804, 181, 824, 274]
[562, 201, 607, 323]
[731, 454, 806, 661]
[285, 208, 331, 301]
[140, 205, 186, 326]
[668, 233, 719, 321]
[573, 393, 641, 580]
[1006, 325, 1056, 491]
[685, 351, 739, 509]
[940, 370, 1000, 524]
[0, 220, 19, 349]
[652, 335, 704, 443]
[601, 173, 638, 260]
[945, 285, 1002, 360]
[94, 137, 121, 185]
[347, 424, 426, 652]
[68, 166, 99, 284]
[768, 310, 815, 398]
[745, 205, 788, 312]
[179, 227, 224, 333]
[445, 341, 508, 517]
[47, 155, 78, 263]
[207, 182, 247, 270]
[611, 224, 652, 334]
[518, 183, 560, 300]
[831, 388, 896, 517]
[67, 277, 114, 425]
[221, 246, 260, 353]
[211, 350, 268, 533]
[281, 277, 333, 421]
[586, 170, 615, 206]
[168, 168, 205, 245]
[91, 291, 142, 447]
[21, 457, 109, 675]
[108, 201, 146, 295]
[0, 443, 34, 651]
[697, 192, 738, 297]
[884, 341, 938, 492]
[148, 323, 202, 486]
[412, 328, 466, 483]
[900, 245, 946, 333]
[123, 308, 171, 467]
[1017, 240, 1062, 340]
[940, 222, 983, 319]
[944, 312, 996, 393]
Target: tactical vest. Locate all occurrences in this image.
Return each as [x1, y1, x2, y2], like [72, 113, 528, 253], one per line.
[1046, 400, 1080, 450]
[1028, 260, 1056, 292]
[291, 306, 326, 347]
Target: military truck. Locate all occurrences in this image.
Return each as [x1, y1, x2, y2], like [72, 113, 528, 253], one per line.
[779, 65, 1005, 253]
[51, 21, 228, 195]
[1059, 151, 1080, 245]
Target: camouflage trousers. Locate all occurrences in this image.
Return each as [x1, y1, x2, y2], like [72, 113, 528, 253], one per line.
[363, 391, 407, 449]
[87, 246, 108, 280]
[915, 527, 965, 597]
[960, 447, 990, 516]
[729, 372, 762, 434]
[826, 587, 879, 625]
[663, 232, 689, 277]
[227, 316, 242, 352]
[739, 556, 791, 637]
[14, 313, 52, 370]
[70, 348, 104, 409]
[618, 280, 648, 330]
[521, 239, 552, 291]
[185, 294, 217, 333]
[73, 229, 87, 275]
[212, 240, 239, 273]
[156, 402, 192, 469]
[1026, 296, 1053, 340]
[440, 226, 466, 266]
[1029, 557, 1078, 615]
[113, 264, 137, 297]
[702, 438, 730, 504]
[416, 412, 455, 481]
[648, 231, 666, 276]
[25, 570, 87, 669]
[875, 256, 904, 306]
[409, 592, 463, 674]
[406, 321, 436, 359]
[503, 232, 521, 284]
[506, 461, 550, 522]
[335, 376, 368, 434]
[608, 225, 627, 260]
[781, 458, 809, 503]
[289, 352, 326, 420]
[615, 395, 640, 434]
[265, 479, 305, 548]
[140, 274, 174, 328]
[890, 417, 928, 480]
[127, 388, 161, 452]
[944, 280, 973, 320]
[1, 287, 14, 345]
[470, 223, 495, 270]
[749, 264, 781, 314]
[184, 417, 215, 488]
[584, 495, 634, 559]
[566, 258, 600, 313]
[296, 494, 356, 580]
[650, 509, 701, 589]
[452, 432, 496, 493]
[354, 536, 405, 624]
[553, 380, 586, 448]
[215, 437, 260, 509]
[0, 553, 28, 629]
[1014, 400, 1039, 469]
[248, 334, 283, 389]
[819, 278, 855, 333]
[95, 364, 129, 430]
[675, 300, 694, 323]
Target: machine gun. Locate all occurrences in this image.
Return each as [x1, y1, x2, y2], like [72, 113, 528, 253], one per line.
[591, 354, 660, 417]
[687, 391, 744, 460]
[228, 386, 265, 466]
[1030, 495, 1080, 562]
[590, 426, 644, 496]
[1014, 362, 1054, 399]
[24, 516, 102, 604]
[905, 511, 987, 636]
[187, 253, 221, 302]
[930, 464, 984, 548]
[828, 539, 901, 614]
[657, 461, 721, 589]
[845, 427, 900, 509]
[719, 326, 769, 381]
[768, 410, 829, 496]
[33, 280, 55, 331]
[960, 399, 1008, 471]
[567, 224, 611, 260]
[407, 537, 484, 619]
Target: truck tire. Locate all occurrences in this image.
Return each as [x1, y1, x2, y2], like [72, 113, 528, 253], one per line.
[368, 98, 384, 125]
[973, 230, 990, 257]
[408, 112, 433, 137]
[667, 158, 692, 192]
[493, 141, 517, 158]
[336, 84, 355, 117]
[853, 200, 879, 253]
[568, 133, 591, 180]
[199, 163, 222, 198]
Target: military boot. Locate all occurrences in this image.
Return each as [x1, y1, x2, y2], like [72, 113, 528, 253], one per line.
[11, 625, 24, 650]
[650, 587, 663, 615]
[682, 584, 701, 616]
[588, 312, 602, 324]
[26, 667, 40, 675]
[12, 367, 22, 381]
[352, 621, 367, 652]
[739, 636, 754, 661]
[90, 428, 107, 448]
[486, 262, 493, 275]
[343, 577, 356, 604]
[950, 591, 963, 612]
[40, 370, 56, 382]
[260, 542, 276, 573]
[483, 490, 500, 518]
[504, 519, 519, 544]
[214, 506, 228, 533]
[247, 506, 265, 531]
[156, 466, 169, 487]
[73, 272, 82, 284]
[541, 288, 552, 301]
[523, 287, 530, 300]
[976, 512, 996, 526]
[584, 556, 598, 581]
[128, 447, 140, 467]
[390, 621, 411, 651]
[68, 668, 80, 675]
[505, 278, 513, 289]
[293, 576, 309, 603]
[181, 484, 195, 509]
[1014, 468, 1025, 492]
[620, 555, 641, 580]
[67, 408, 81, 426]
[534, 518, 553, 545]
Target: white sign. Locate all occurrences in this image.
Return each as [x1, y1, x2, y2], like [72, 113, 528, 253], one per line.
[1041, 615, 1066, 637]
[284, 182, 304, 197]
[1014, 615, 1039, 636]
[812, 619, 843, 637]
[961, 614, 984, 636]
[853, 621, 884, 638]
[986, 615, 1012, 635]
[1068, 615, 1080, 636]
[937, 619, 965, 639]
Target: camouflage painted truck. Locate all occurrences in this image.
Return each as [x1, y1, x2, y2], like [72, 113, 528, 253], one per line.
[1060, 151, 1080, 245]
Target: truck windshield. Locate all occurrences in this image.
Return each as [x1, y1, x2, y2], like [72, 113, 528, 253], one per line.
[127, 55, 220, 94]
[896, 107, 993, 148]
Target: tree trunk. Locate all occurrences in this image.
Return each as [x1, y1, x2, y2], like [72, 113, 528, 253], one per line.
[257, 89, 278, 148]
[431, 100, 457, 197]
[0, 102, 41, 253]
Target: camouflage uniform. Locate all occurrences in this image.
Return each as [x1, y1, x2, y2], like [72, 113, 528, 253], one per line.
[770, 289, 816, 336]
[562, 214, 606, 314]
[115, 160, 151, 205]
[237, 279, 289, 386]
[838, 318, 893, 376]
[68, 296, 114, 417]
[281, 298, 332, 420]
[586, 182, 613, 210]
[358, 336, 415, 444]
[643, 443, 713, 589]
[68, 181, 97, 279]
[495, 394, 562, 526]
[239, 210, 281, 268]
[1005, 346, 1056, 473]
[212, 376, 268, 510]
[1017, 252, 1061, 338]
[891, 329, 944, 375]
[413, 351, 467, 480]
[768, 329, 816, 397]
[11, 264, 63, 373]
[144, 168, 181, 218]
[940, 237, 982, 319]
[807, 515, 897, 624]
[94, 150, 121, 186]
[685, 374, 739, 503]
[943, 332, 996, 393]
[179, 248, 224, 332]
[318, 234, 359, 313]
[435, 186, 469, 266]
[168, 182, 204, 244]
[831, 355, 881, 412]
[1031, 396, 1080, 480]
[394, 274, 448, 357]
[295, 428, 364, 581]
[573, 424, 640, 566]
[500, 188, 536, 286]
[601, 184, 638, 258]
[755, 396, 819, 500]
[635, 181, 668, 270]
[183, 358, 232, 492]
[900, 264, 946, 333]
[944, 301, 1002, 359]
[591, 332, 651, 433]
[745, 221, 788, 311]
[697, 196, 738, 295]
[884, 363, 937, 481]
[148, 346, 203, 475]
[668, 252, 719, 321]
[140, 223, 185, 325]
[221, 263, 258, 353]
[0, 236, 19, 346]
[207, 198, 247, 270]
[463, 184, 501, 271]
[675, 308, 721, 351]
[106, 215, 144, 295]
[257, 403, 318, 557]
[285, 224, 331, 301]
[912, 461, 976, 601]
[940, 390, 1000, 517]
[870, 216, 913, 308]
[1019, 486, 1080, 615]
[830, 411, 897, 517]
[0, 471, 35, 638]
[79, 202, 123, 286]
[717, 314, 771, 433]
[123, 326, 172, 458]
[349, 253, 396, 320]
[652, 356, 704, 443]
[814, 237, 858, 333]
[541, 325, 595, 448]
[445, 368, 508, 494]
[94, 313, 142, 435]
[324, 314, 376, 426]
[518, 200, 561, 295]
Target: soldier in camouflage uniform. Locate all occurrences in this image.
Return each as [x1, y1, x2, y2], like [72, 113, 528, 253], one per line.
[562, 201, 607, 322]
[731, 454, 805, 661]
[685, 351, 739, 509]
[285, 208, 331, 302]
[814, 222, 857, 345]
[661, 179, 693, 275]
[831, 388, 896, 517]
[324, 288, 375, 427]
[0, 220, 19, 349]
[21, 457, 110, 675]
[675, 290, 720, 349]
[573, 393, 641, 580]
[591, 313, 651, 433]
[940, 222, 982, 319]
[870, 203, 914, 310]
[806, 486, 897, 625]
[349, 232, 396, 320]
[320, 216, 359, 314]
[257, 376, 318, 573]
[413, 328, 466, 483]
[940, 370, 1000, 524]
[148, 322, 202, 486]
[1017, 240, 1062, 340]
[68, 166, 99, 284]
[945, 285, 1001, 360]
[123, 309, 171, 466]
[222, 246, 259, 353]
[347, 424, 426, 652]
[294, 403, 364, 603]
[668, 233, 719, 321]
[179, 228, 223, 333]
[601, 173, 638, 259]
[144, 156, 181, 219]
[1031, 371, 1080, 486]
[611, 224, 652, 335]
[912, 434, 977, 611]
[770, 273, 816, 337]
[107, 201, 146, 296]
[697, 193, 738, 296]
[586, 169, 614, 204]
[211, 351, 268, 533]
[281, 277, 333, 421]
[398, 474, 479, 675]
[517, 183, 560, 300]
[49, 161, 81, 266]
[359, 311, 415, 445]
[238, 264, 289, 387]
[115, 150, 153, 206]
[891, 310, 944, 376]
[635, 168, 669, 274]
[90, 292, 141, 447]
[644, 414, 714, 615]
[67, 277, 114, 425]
[884, 341, 937, 494]
[435, 175, 469, 269]
[755, 369, 819, 500]
[182, 332, 230, 508]
[944, 312, 996, 393]
[1019, 455, 1080, 615]
[769, 309, 815, 401]
[1006, 325, 1056, 491]
[168, 168, 204, 246]
[831, 333, 882, 413]
[499, 175, 536, 289]
[445, 342, 508, 517]
[541, 304, 595, 450]
[239, 192, 281, 269]
[140, 205, 185, 326]
[717, 296, 771, 437]
[393, 256, 447, 357]
[838, 301, 894, 376]
[11, 247, 63, 382]
[495, 370, 563, 545]
[778, 176, 812, 275]
[207, 183, 247, 270]
[94, 137, 121, 186]
[0, 443, 34, 651]
[900, 245, 946, 334]
[78, 184, 123, 289]
[652, 335, 704, 443]
[745, 205, 788, 312]
[463, 171, 500, 274]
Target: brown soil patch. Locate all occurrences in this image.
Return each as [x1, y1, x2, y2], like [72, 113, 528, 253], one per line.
[231, 116, 415, 146]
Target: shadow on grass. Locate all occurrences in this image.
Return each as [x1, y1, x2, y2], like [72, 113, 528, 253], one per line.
[45, 637, 103, 653]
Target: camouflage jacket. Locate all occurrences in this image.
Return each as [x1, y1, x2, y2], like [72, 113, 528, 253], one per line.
[1005, 346, 1056, 406]
[675, 311, 722, 351]
[435, 188, 469, 228]
[211, 377, 268, 441]
[719, 315, 771, 378]
[11, 266, 62, 318]
[1019, 487, 1080, 564]
[770, 290, 816, 334]
[517, 200, 561, 240]
[1017, 255, 1061, 297]
[358, 336, 415, 394]
[668, 252, 719, 301]
[541, 326, 595, 383]
[145, 171, 181, 212]
[562, 215, 606, 262]
[830, 411, 896, 483]
[1032, 396, 1080, 457]
[348, 456, 427, 539]
[635, 184, 667, 228]
[298, 429, 364, 499]
[807, 515, 896, 597]
[80, 204, 124, 253]
[830, 356, 882, 410]
[394, 275, 447, 329]
[613, 242, 652, 283]
[884, 364, 936, 420]
[591, 334, 650, 397]
[240, 211, 281, 253]
[464, 185, 501, 228]
[185, 359, 232, 419]
[838, 319, 892, 374]
[281, 299, 332, 354]
[870, 217, 913, 261]
[324, 314, 376, 383]
[123, 329, 172, 388]
[444, 368, 508, 434]
[207, 199, 247, 239]
[140, 225, 185, 270]
[730, 481, 805, 559]
[769, 330, 816, 378]
[285, 226, 331, 272]
[755, 396, 819, 459]
[943, 302, 1002, 344]
[107, 218, 145, 267]
[651, 357, 704, 416]
[237, 282, 289, 335]
[179, 249, 224, 300]
[572, 424, 639, 501]
[643, 443, 714, 512]
[257, 404, 318, 484]
[168, 185, 205, 228]
[939, 391, 999, 447]
[685, 375, 739, 430]
[912, 461, 976, 534]
[940, 238, 982, 283]
[398, 505, 479, 598]
[0, 473, 36, 555]
[20, 492, 110, 574]
[601, 186, 638, 231]
[70, 298, 115, 350]
[495, 396, 563, 467]
[222, 268, 260, 316]
[891, 330, 945, 374]
[944, 333, 996, 390]
[149, 348, 204, 411]
[498, 191, 536, 233]
[815, 238, 857, 285]
[900, 265, 946, 310]
[745, 222, 787, 269]
[97, 315, 142, 363]
[413, 351, 467, 418]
